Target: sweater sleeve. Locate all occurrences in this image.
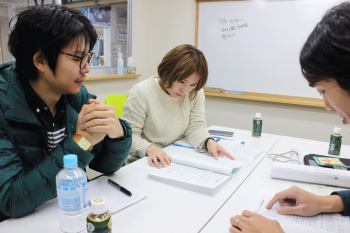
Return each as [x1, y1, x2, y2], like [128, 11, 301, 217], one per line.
[121, 86, 153, 159]
[331, 190, 350, 216]
[185, 89, 211, 151]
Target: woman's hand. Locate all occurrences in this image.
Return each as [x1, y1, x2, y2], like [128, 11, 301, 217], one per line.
[266, 186, 344, 216]
[230, 210, 284, 233]
[146, 144, 172, 169]
[206, 139, 235, 160]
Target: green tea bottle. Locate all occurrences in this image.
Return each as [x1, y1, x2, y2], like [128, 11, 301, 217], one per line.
[329, 127, 342, 155]
[87, 198, 112, 233]
[252, 113, 262, 137]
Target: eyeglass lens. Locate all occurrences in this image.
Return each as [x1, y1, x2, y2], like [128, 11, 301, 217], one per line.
[81, 53, 95, 69]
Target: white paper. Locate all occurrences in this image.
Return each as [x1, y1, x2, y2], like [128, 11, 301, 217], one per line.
[173, 138, 242, 149]
[173, 138, 194, 148]
[172, 152, 242, 175]
[149, 163, 230, 188]
[271, 162, 350, 189]
[88, 176, 147, 214]
[255, 194, 349, 233]
[309, 184, 349, 196]
[218, 141, 263, 163]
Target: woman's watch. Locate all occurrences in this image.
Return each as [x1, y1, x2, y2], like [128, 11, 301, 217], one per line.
[204, 137, 215, 150]
[72, 134, 93, 151]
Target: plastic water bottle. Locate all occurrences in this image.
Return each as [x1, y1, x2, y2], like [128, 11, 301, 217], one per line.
[56, 154, 88, 233]
[329, 127, 342, 155]
[118, 51, 124, 75]
[252, 113, 262, 137]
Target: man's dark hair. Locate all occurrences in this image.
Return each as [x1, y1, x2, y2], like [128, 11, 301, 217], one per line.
[300, 2, 350, 93]
[8, 4, 97, 81]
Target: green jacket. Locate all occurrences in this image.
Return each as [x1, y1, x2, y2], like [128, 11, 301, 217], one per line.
[0, 62, 132, 218]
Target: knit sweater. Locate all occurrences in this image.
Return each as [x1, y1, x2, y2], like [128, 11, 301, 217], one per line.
[121, 77, 211, 164]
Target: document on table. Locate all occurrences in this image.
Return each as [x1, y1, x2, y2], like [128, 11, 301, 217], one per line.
[309, 184, 349, 196]
[148, 163, 231, 196]
[88, 176, 147, 214]
[254, 193, 350, 233]
[217, 140, 263, 163]
[150, 163, 230, 188]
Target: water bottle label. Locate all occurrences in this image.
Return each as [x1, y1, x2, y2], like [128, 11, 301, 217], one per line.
[329, 134, 342, 155]
[83, 181, 88, 208]
[118, 64, 124, 74]
[252, 119, 262, 137]
[87, 214, 112, 233]
[57, 180, 88, 212]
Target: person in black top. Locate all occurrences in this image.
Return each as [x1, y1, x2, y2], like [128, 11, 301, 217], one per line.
[230, 2, 350, 233]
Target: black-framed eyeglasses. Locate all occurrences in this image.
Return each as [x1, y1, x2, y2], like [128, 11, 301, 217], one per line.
[60, 51, 95, 69]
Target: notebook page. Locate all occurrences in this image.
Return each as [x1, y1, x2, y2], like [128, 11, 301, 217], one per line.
[172, 152, 243, 175]
[218, 141, 263, 163]
[255, 193, 350, 233]
[149, 163, 230, 188]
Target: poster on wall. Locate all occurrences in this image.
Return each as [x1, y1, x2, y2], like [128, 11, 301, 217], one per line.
[117, 26, 127, 41]
[117, 8, 127, 25]
[112, 43, 123, 54]
[124, 43, 128, 56]
[89, 6, 111, 26]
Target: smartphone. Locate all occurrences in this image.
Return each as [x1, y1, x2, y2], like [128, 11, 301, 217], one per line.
[208, 130, 234, 137]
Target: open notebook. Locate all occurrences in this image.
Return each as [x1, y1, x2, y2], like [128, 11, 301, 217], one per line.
[148, 142, 263, 196]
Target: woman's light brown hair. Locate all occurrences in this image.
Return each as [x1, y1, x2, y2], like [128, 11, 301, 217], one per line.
[158, 44, 208, 99]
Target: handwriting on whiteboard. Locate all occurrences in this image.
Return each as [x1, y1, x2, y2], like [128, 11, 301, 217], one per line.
[217, 17, 248, 40]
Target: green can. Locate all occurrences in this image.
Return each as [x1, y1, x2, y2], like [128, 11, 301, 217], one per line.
[252, 113, 262, 137]
[329, 130, 342, 155]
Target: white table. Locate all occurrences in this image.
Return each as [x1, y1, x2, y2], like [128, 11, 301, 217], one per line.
[200, 136, 350, 233]
[0, 126, 281, 233]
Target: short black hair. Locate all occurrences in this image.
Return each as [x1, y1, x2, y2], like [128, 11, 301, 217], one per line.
[300, 2, 350, 93]
[8, 5, 97, 81]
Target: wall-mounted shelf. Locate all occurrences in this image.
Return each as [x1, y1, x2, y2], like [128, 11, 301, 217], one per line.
[204, 91, 325, 108]
[85, 74, 141, 81]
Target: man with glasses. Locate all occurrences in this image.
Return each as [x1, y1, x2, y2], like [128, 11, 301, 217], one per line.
[0, 5, 132, 221]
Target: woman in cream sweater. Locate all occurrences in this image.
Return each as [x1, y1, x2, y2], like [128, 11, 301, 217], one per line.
[121, 44, 234, 168]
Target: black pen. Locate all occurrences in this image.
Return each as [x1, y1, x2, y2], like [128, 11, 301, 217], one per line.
[108, 179, 132, 196]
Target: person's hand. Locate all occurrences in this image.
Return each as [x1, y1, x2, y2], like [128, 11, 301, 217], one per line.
[230, 210, 284, 233]
[146, 144, 172, 169]
[78, 99, 124, 145]
[266, 186, 344, 216]
[206, 139, 235, 160]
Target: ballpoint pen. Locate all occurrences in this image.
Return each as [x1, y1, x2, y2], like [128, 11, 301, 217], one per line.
[108, 179, 132, 196]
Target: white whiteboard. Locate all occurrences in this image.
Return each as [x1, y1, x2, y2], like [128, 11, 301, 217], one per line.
[198, 0, 343, 99]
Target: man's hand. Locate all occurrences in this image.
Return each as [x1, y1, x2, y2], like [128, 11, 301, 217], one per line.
[76, 99, 124, 145]
[266, 186, 344, 216]
[230, 210, 284, 233]
[146, 144, 172, 169]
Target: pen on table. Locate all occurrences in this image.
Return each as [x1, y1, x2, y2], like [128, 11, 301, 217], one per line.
[108, 179, 132, 196]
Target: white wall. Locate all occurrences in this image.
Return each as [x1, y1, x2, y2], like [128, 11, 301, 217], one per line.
[84, 0, 350, 146]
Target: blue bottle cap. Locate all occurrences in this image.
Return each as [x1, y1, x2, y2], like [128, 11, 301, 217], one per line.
[63, 154, 78, 168]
